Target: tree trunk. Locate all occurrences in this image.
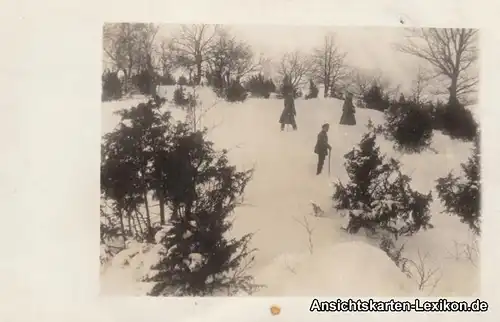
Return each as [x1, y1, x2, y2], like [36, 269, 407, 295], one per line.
[143, 192, 153, 242]
[449, 75, 459, 105]
[127, 210, 132, 237]
[158, 189, 166, 225]
[130, 212, 137, 239]
[127, 62, 133, 93]
[118, 208, 126, 247]
[134, 208, 145, 238]
[196, 56, 203, 85]
[324, 78, 330, 98]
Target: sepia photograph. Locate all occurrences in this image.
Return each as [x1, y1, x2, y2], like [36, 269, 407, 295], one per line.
[99, 23, 480, 297]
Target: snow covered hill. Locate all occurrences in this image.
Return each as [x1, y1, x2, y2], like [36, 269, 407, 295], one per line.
[100, 86, 479, 297]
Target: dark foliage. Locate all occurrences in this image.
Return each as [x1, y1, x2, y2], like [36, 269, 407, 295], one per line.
[277, 75, 302, 99]
[148, 127, 257, 296]
[329, 85, 344, 100]
[363, 83, 390, 112]
[178, 76, 188, 86]
[432, 99, 478, 141]
[379, 100, 434, 153]
[101, 96, 257, 296]
[245, 74, 275, 98]
[101, 98, 171, 242]
[436, 138, 481, 235]
[158, 72, 176, 86]
[173, 86, 190, 107]
[305, 79, 319, 100]
[102, 71, 122, 102]
[225, 80, 248, 102]
[132, 70, 157, 96]
[333, 132, 433, 238]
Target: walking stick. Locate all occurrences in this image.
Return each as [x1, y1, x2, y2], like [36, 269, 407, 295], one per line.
[328, 152, 331, 176]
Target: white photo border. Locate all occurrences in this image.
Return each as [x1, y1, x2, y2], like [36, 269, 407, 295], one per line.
[3, 0, 499, 321]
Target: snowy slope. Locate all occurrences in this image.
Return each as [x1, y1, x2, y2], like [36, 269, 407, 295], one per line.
[100, 86, 479, 297]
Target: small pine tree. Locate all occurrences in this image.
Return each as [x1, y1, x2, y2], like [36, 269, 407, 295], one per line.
[173, 85, 189, 107]
[380, 100, 434, 153]
[149, 129, 257, 296]
[266, 79, 276, 93]
[436, 138, 480, 234]
[185, 90, 199, 131]
[225, 80, 248, 102]
[101, 98, 171, 242]
[329, 84, 344, 100]
[427, 99, 445, 130]
[245, 74, 272, 98]
[436, 99, 478, 141]
[305, 79, 319, 100]
[178, 76, 188, 86]
[102, 71, 122, 101]
[363, 83, 390, 112]
[333, 131, 433, 238]
[132, 70, 157, 96]
[159, 72, 176, 85]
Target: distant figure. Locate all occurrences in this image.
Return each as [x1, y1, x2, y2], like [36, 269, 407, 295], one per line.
[279, 92, 297, 131]
[314, 123, 332, 175]
[339, 92, 356, 125]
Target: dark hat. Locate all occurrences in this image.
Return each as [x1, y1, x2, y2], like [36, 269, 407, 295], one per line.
[322, 123, 330, 128]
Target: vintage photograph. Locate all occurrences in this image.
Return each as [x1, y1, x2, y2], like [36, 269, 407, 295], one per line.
[100, 24, 480, 297]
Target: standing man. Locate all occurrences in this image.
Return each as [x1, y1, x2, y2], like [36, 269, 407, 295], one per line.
[314, 123, 332, 175]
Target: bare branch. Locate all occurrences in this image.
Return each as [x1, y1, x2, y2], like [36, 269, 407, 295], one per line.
[396, 28, 479, 103]
[293, 215, 315, 254]
[277, 51, 312, 90]
[206, 28, 259, 87]
[410, 65, 433, 103]
[170, 24, 221, 84]
[406, 250, 442, 294]
[310, 33, 348, 97]
[445, 238, 480, 267]
[284, 256, 297, 274]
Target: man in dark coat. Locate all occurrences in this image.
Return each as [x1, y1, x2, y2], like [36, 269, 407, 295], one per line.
[279, 92, 297, 131]
[339, 92, 356, 125]
[314, 123, 332, 175]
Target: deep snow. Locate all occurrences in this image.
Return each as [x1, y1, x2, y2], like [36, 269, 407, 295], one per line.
[100, 85, 479, 297]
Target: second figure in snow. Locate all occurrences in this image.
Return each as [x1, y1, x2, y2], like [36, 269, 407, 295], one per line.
[339, 92, 357, 126]
[279, 90, 298, 131]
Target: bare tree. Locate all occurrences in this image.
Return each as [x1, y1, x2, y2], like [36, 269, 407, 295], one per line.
[103, 23, 159, 93]
[103, 23, 140, 91]
[410, 65, 432, 104]
[169, 24, 221, 85]
[207, 29, 260, 88]
[157, 39, 175, 76]
[293, 215, 315, 254]
[346, 67, 377, 97]
[406, 250, 442, 295]
[347, 67, 401, 99]
[136, 24, 160, 95]
[310, 34, 347, 97]
[277, 51, 312, 90]
[135, 24, 160, 69]
[396, 28, 479, 104]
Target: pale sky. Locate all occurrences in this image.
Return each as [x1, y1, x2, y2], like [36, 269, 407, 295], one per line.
[157, 24, 422, 91]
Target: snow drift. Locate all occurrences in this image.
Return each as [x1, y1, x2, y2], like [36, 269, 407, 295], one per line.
[100, 85, 479, 297]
